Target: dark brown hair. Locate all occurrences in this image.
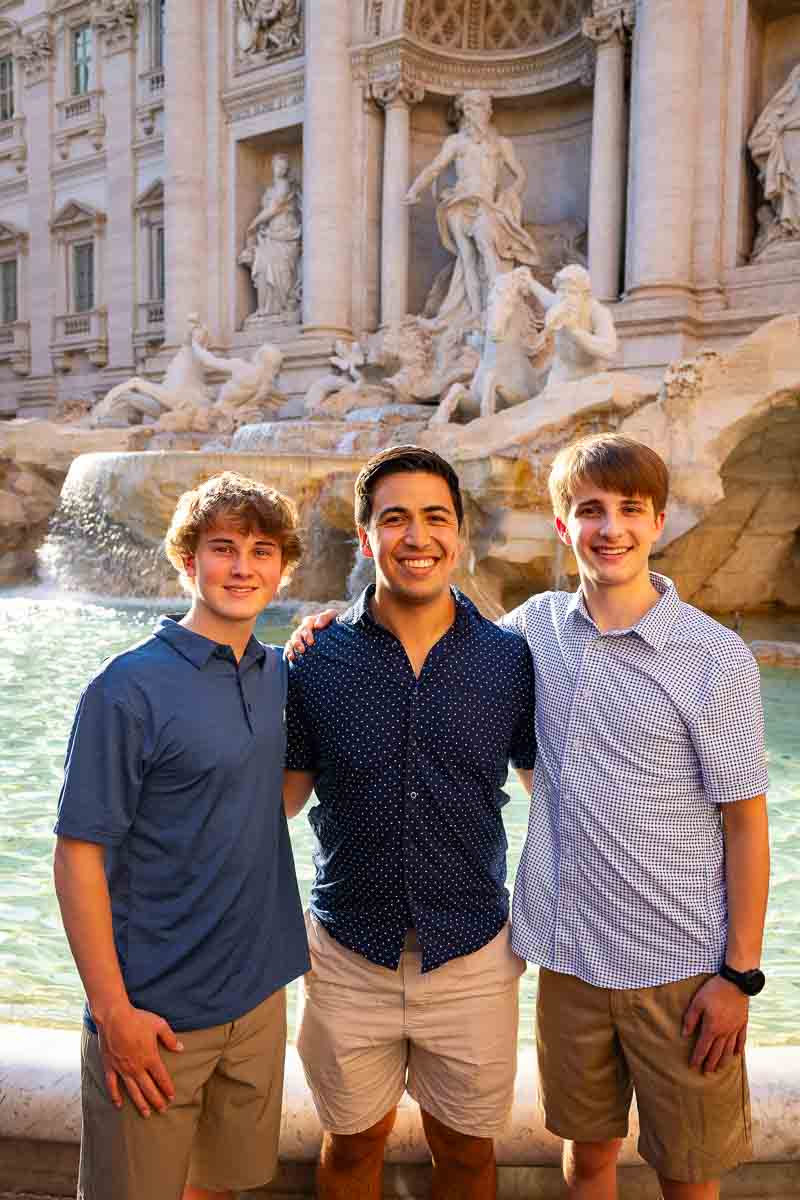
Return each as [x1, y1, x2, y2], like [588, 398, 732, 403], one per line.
[354, 445, 464, 529]
[164, 471, 302, 585]
[548, 434, 669, 522]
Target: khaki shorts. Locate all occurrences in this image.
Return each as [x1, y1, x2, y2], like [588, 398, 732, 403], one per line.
[297, 913, 525, 1138]
[78, 988, 287, 1200]
[536, 967, 752, 1183]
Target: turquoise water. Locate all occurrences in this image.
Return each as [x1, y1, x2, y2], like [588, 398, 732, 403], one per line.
[0, 591, 798, 1043]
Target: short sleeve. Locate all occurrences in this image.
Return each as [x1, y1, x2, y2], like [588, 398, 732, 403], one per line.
[498, 602, 528, 638]
[285, 660, 317, 773]
[54, 681, 146, 845]
[509, 645, 537, 770]
[689, 654, 769, 804]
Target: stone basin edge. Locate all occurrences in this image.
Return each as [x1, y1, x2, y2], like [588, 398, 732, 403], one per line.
[0, 1025, 798, 1167]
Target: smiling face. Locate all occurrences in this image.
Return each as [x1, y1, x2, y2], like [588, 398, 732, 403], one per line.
[358, 471, 462, 608]
[556, 483, 665, 593]
[183, 518, 284, 639]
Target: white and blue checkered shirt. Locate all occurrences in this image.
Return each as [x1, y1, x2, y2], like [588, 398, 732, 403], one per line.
[502, 573, 769, 990]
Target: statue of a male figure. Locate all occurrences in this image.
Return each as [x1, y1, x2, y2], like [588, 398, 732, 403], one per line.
[405, 90, 540, 326]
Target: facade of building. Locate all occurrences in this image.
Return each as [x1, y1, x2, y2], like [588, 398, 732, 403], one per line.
[0, 0, 798, 418]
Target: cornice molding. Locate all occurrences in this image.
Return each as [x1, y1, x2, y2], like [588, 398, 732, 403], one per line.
[351, 29, 593, 98]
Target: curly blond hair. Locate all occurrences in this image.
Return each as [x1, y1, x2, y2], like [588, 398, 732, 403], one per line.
[165, 471, 301, 589]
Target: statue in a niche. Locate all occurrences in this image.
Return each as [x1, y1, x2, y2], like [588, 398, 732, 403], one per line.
[239, 153, 302, 319]
[405, 90, 540, 327]
[748, 63, 800, 259]
[236, 0, 301, 60]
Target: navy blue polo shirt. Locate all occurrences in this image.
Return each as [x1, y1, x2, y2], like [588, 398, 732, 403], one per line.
[55, 617, 309, 1033]
[286, 586, 536, 973]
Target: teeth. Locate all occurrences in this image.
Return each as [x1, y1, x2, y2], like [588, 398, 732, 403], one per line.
[404, 559, 435, 568]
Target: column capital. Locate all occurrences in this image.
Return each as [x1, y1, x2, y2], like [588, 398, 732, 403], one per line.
[583, 4, 634, 47]
[371, 77, 425, 110]
[91, 0, 138, 57]
[13, 28, 54, 88]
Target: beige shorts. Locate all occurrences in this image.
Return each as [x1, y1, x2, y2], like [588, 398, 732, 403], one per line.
[78, 988, 287, 1200]
[536, 967, 752, 1183]
[297, 912, 525, 1138]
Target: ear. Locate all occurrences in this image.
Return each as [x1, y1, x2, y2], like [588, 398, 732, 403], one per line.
[356, 525, 374, 559]
[554, 516, 571, 547]
[183, 555, 196, 579]
[653, 510, 666, 538]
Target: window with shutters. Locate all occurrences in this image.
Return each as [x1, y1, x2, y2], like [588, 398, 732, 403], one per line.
[0, 258, 17, 324]
[72, 25, 92, 96]
[0, 56, 14, 123]
[73, 242, 94, 312]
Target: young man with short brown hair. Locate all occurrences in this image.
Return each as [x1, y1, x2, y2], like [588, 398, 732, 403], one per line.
[505, 433, 769, 1200]
[54, 471, 308, 1200]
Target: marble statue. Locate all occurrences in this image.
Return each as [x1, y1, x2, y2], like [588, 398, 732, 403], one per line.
[431, 268, 550, 425]
[236, 0, 301, 60]
[239, 153, 302, 318]
[91, 316, 211, 428]
[190, 335, 285, 432]
[517, 264, 617, 386]
[749, 64, 800, 258]
[405, 90, 540, 327]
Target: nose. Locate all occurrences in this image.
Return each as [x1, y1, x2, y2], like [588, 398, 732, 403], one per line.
[600, 510, 622, 538]
[404, 516, 429, 547]
[230, 552, 251, 577]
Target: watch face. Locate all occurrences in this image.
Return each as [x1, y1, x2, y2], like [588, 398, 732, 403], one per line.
[744, 969, 766, 996]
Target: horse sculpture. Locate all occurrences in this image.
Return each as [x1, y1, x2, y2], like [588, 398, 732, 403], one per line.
[429, 268, 550, 426]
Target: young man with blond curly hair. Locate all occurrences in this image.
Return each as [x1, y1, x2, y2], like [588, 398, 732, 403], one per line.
[54, 472, 309, 1200]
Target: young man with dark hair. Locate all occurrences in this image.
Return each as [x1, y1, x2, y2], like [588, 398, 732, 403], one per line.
[283, 445, 537, 1200]
[503, 434, 769, 1200]
[54, 471, 309, 1200]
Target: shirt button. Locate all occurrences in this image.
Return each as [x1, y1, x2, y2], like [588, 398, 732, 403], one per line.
[410, 791, 418, 799]
[573, 740, 582, 751]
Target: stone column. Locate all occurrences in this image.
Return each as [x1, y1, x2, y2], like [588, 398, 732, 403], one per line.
[583, 8, 631, 303]
[373, 79, 424, 325]
[14, 31, 54, 380]
[625, 0, 701, 297]
[96, 7, 137, 370]
[164, 0, 207, 345]
[302, 0, 353, 337]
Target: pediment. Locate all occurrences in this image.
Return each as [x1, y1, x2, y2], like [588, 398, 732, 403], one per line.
[0, 220, 27, 245]
[135, 179, 164, 210]
[51, 200, 106, 232]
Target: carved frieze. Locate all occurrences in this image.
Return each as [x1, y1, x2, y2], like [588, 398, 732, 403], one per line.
[222, 71, 305, 124]
[352, 31, 593, 100]
[13, 29, 54, 87]
[235, 0, 303, 71]
[91, 0, 138, 55]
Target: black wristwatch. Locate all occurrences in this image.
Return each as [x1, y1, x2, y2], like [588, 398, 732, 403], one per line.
[719, 963, 766, 996]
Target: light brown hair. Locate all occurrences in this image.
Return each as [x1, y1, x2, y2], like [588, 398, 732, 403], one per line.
[548, 434, 669, 522]
[354, 445, 464, 529]
[164, 471, 301, 587]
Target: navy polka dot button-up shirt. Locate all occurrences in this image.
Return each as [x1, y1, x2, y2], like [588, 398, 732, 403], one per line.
[286, 586, 536, 973]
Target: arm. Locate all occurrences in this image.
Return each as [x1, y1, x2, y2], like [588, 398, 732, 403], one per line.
[283, 769, 315, 818]
[682, 794, 770, 1072]
[567, 301, 618, 361]
[499, 135, 527, 196]
[191, 339, 237, 376]
[53, 836, 182, 1116]
[515, 768, 533, 794]
[285, 608, 340, 659]
[520, 268, 557, 311]
[405, 138, 458, 203]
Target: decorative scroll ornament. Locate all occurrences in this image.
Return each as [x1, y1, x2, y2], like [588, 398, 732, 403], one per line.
[582, 3, 634, 46]
[91, 0, 138, 54]
[371, 77, 425, 109]
[236, 0, 302, 65]
[13, 29, 54, 87]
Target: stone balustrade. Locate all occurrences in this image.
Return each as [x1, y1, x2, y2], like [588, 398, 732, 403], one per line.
[54, 91, 106, 159]
[0, 1026, 797, 1198]
[0, 320, 30, 375]
[51, 309, 108, 371]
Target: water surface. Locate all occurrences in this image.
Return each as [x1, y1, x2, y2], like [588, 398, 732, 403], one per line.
[1, 591, 797, 1043]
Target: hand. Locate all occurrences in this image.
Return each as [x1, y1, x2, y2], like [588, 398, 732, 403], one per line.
[682, 975, 749, 1074]
[96, 999, 184, 1117]
[285, 609, 339, 660]
[404, 189, 419, 206]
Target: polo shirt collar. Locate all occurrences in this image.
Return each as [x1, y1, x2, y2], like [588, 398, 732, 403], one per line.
[344, 584, 476, 636]
[565, 572, 681, 651]
[154, 616, 267, 669]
